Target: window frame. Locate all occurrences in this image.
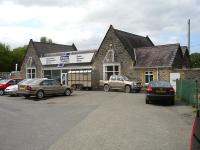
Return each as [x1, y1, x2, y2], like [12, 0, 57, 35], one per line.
[144, 71, 154, 84]
[26, 67, 36, 79]
[103, 63, 121, 80]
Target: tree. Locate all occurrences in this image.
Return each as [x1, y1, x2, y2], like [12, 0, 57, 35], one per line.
[40, 36, 53, 43]
[190, 53, 200, 68]
[0, 42, 12, 72]
[10, 46, 27, 71]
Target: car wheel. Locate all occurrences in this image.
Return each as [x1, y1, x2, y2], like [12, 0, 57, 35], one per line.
[104, 84, 109, 92]
[64, 89, 71, 96]
[146, 97, 150, 104]
[169, 99, 175, 105]
[125, 85, 131, 93]
[36, 90, 44, 99]
[0, 90, 4, 96]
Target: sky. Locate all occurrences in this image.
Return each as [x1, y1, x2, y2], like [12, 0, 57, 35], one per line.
[0, 0, 200, 53]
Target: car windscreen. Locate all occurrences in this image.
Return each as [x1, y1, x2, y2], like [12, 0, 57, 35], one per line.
[123, 76, 129, 81]
[150, 81, 172, 88]
[0, 79, 9, 84]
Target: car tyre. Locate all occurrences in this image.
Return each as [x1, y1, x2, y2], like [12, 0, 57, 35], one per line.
[24, 95, 30, 98]
[146, 97, 150, 104]
[169, 99, 175, 106]
[125, 85, 131, 93]
[64, 89, 71, 96]
[104, 84, 109, 92]
[36, 90, 44, 99]
[0, 90, 4, 96]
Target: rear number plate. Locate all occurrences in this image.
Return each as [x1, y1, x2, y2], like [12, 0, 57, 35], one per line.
[156, 90, 166, 94]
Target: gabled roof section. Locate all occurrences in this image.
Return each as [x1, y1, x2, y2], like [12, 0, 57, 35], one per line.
[135, 43, 181, 68]
[114, 27, 154, 59]
[30, 39, 77, 56]
[181, 46, 189, 56]
[93, 25, 154, 62]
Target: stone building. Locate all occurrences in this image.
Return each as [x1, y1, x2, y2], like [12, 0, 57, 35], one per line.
[21, 25, 191, 89]
[92, 25, 190, 87]
[21, 39, 96, 87]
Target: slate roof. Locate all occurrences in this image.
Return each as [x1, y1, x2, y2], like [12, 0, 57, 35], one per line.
[181, 46, 189, 56]
[31, 40, 77, 56]
[114, 28, 154, 59]
[135, 44, 181, 68]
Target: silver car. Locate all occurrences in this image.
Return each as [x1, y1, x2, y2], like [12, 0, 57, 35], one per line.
[4, 79, 36, 96]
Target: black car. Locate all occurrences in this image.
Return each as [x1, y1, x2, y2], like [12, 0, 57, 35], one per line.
[145, 80, 175, 105]
[190, 109, 200, 150]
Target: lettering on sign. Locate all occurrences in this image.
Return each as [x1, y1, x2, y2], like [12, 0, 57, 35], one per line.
[46, 57, 56, 64]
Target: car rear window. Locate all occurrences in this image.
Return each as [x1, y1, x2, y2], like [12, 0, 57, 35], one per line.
[29, 79, 43, 85]
[18, 79, 33, 85]
[149, 81, 172, 88]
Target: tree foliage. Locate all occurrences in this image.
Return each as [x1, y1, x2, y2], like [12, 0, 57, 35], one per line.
[40, 36, 53, 43]
[0, 37, 52, 72]
[0, 43, 12, 72]
[0, 42, 26, 72]
[190, 53, 200, 68]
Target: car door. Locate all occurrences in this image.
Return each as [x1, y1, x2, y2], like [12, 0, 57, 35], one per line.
[40, 80, 53, 95]
[116, 76, 125, 89]
[190, 109, 200, 150]
[109, 75, 117, 89]
[51, 80, 64, 94]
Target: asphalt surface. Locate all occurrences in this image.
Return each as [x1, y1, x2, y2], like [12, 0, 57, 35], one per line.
[0, 91, 194, 150]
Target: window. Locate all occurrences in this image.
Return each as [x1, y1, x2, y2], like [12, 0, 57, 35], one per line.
[26, 68, 36, 79]
[145, 71, 153, 84]
[104, 64, 120, 80]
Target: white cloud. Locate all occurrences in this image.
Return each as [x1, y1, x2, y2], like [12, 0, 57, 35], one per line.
[0, 0, 200, 52]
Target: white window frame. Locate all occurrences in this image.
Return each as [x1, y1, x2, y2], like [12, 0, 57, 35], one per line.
[144, 71, 154, 85]
[103, 63, 121, 80]
[26, 67, 36, 79]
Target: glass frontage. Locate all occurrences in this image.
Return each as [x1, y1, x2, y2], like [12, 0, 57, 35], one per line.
[145, 71, 153, 84]
[43, 70, 61, 82]
[104, 64, 120, 80]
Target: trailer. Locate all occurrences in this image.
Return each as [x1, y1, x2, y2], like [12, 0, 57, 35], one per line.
[67, 70, 92, 90]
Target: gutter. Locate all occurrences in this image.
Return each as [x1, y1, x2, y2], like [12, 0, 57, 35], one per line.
[134, 66, 172, 69]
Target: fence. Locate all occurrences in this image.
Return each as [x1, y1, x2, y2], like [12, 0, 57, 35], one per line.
[0, 72, 10, 79]
[176, 79, 199, 106]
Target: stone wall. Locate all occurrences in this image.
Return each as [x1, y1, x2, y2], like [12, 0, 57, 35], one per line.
[92, 26, 134, 87]
[20, 40, 43, 78]
[172, 68, 200, 87]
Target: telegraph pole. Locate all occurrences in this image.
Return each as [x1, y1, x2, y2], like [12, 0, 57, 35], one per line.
[188, 19, 190, 53]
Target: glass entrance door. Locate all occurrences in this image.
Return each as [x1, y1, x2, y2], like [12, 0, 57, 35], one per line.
[61, 73, 68, 85]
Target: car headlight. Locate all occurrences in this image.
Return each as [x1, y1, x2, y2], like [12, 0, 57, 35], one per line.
[132, 82, 137, 86]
